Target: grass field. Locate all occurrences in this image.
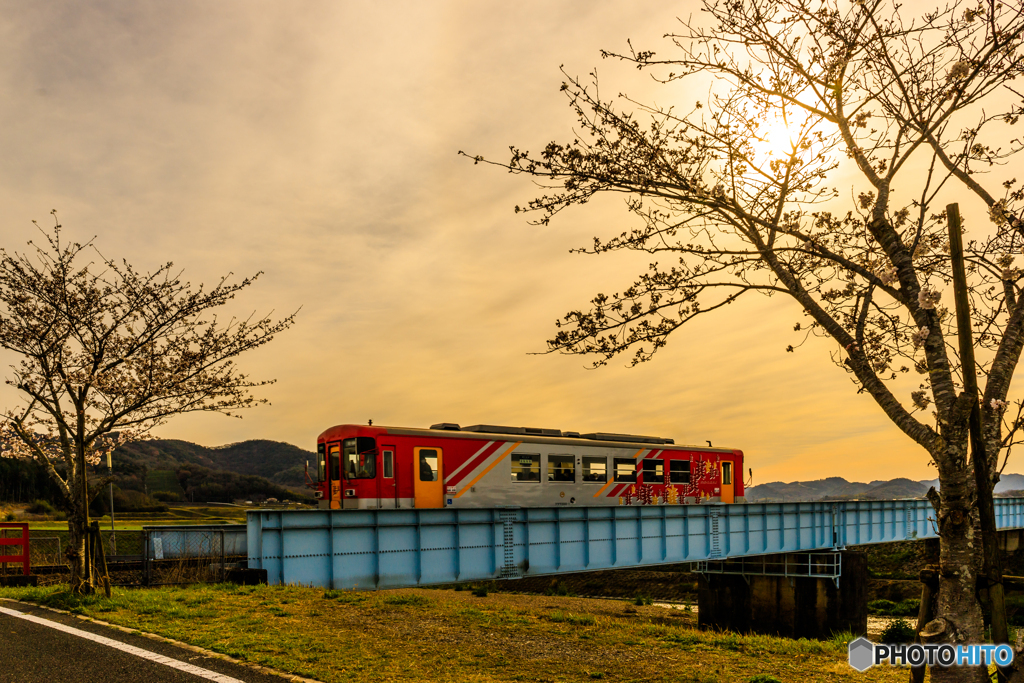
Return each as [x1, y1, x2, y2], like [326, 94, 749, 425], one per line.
[22, 513, 249, 532]
[0, 583, 914, 683]
[6, 503, 268, 531]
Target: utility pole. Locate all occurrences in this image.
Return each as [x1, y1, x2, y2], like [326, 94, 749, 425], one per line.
[946, 203, 1008, 656]
[107, 451, 116, 556]
[79, 444, 91, 590]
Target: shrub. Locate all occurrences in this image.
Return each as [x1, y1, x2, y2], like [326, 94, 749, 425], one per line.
[868, 598, 896, 613]
[545, 581, 574, 597]
[26, 499, 57, 516]
[748, 676, 782, 683]
[472, 586, 489, 598]
[880, 618, 916, 644]
[634, 594, 653, 606]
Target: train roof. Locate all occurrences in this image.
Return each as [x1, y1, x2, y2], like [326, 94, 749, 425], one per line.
[318, 423, 740, 454]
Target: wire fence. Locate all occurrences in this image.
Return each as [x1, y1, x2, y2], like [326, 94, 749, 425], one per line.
[143, 526, 247, 586]
[18, 525, 246, 587]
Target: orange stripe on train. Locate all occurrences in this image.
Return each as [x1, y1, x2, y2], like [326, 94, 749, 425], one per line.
[446, 440, 503, 489]
[455, 441, 522, 498]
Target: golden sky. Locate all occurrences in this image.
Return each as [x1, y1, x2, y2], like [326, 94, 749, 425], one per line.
[0, 0, 1003, 484]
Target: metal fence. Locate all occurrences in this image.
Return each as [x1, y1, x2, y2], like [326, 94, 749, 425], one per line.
[697, 552, 843, 582]
[20, 524, 245, 587]
[29, 536, 63, 569]
[142, 525, 247, 586]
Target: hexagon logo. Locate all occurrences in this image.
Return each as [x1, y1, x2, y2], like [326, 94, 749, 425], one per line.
[848, 636, 875, 672]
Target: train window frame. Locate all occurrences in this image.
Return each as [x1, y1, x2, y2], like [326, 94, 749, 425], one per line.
[383, 449, 394, 479]
[641, 458, 664, 482]
[318, 443, 327, 482]
[670, 460, 691, 483]
[343, 437, 377, 479]
[613, 457, 637, 483]
[547, 454, 575, 483]
[417, 448, 439, 482]
[511, 453, 541, 482]
[582, 456, 607, 483]
[722, 461, 733, 485]
[329, 443, 341, 482]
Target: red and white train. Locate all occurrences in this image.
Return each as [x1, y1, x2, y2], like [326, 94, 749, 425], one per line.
[312, 423, 745, 510]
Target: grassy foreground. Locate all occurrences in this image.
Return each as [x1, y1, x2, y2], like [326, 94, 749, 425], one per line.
[1, 583, 911, 683]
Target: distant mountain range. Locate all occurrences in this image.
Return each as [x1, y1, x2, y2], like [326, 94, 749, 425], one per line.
[114, 438, 315, 496]
[746, 474, 1024, 502]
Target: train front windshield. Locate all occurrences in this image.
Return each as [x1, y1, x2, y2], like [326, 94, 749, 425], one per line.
[343, 437, 376, 479]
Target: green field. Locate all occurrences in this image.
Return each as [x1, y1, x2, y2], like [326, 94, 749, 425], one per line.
[0, 583, 913, 683]
[15, 505, 251, 532]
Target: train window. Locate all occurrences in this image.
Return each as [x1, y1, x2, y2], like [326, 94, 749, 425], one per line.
[722, 462, 733, 485]
[547, 454, 575, 482]
[418, 449, 439, 481]
[318, 443, 326, 482]
[512, 453, 540, 482]
[343, 437, 376, 479]
[670, 460, 690, 483]
[582, 457, 607, 483]
[329, 443, 341, 482]
[642, 459, 664, 481]
[613, 458, 637, 483]
[383, 450, 394, 479]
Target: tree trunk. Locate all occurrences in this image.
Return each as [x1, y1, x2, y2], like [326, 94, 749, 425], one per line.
[930, 463, 988, 683]
[65, 515, 91, 593]
[65, 464, 93, 595]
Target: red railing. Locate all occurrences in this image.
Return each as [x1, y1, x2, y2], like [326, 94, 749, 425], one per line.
[0, 523, 30, 576]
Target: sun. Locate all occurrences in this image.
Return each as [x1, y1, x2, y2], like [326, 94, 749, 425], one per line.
[748, 114, 800, 161]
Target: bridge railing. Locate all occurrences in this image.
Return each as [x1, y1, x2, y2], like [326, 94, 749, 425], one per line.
[246, 498, 1024, 590]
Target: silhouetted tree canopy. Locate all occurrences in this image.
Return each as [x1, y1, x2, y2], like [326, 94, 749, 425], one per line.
[0, 214, 296, 592]
[468, 1, 1024, 677]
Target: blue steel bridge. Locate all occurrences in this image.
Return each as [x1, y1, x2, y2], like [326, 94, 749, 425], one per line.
[238, 497, 1024, 589]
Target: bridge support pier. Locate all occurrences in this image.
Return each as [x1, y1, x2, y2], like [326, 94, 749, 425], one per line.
[697, 551, 867, 639]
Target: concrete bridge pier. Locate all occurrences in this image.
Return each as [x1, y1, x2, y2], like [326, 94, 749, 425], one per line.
[999, 529, 1021, 553]
[697, 551, 868, 639]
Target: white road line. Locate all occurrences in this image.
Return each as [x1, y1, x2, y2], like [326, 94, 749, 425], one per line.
[0, 606, 245, 683]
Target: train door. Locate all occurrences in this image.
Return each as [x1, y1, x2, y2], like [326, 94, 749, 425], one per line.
[413, 446, 443, 508]
[327, 442, 342, 509]
[380, 444, 398, 508]
[721, 461, 734, 504]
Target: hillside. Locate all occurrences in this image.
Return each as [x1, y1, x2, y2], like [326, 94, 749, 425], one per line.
[747, 473, 1024, 502]
[115, 439, 314, 493]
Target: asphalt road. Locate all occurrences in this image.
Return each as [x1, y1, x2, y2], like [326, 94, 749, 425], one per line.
[0, 601, 300, 683]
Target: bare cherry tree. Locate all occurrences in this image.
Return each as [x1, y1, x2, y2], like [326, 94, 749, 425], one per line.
[0, 214, 295, 593]
[468, 0, 1024, 679]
